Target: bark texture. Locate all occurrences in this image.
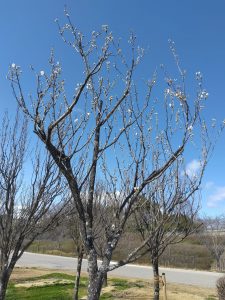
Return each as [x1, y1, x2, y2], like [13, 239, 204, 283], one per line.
[0, 265, 13, 300]
[152, 257, 160, 300]
[73, 247, 84, 300]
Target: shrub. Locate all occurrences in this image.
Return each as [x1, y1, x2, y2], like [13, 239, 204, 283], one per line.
[216, 276, 225, 299]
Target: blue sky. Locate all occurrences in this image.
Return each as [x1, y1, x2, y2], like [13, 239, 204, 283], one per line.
[0, 0, 225, 216]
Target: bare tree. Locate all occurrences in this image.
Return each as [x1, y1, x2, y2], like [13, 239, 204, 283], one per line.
[0, 113, 65, 300]
[8, 11, 215, 300]
[200, 216, 225, 271]
[134, 159, 203, 300]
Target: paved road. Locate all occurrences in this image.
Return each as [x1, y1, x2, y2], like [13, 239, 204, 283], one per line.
[17, 252, 224, 288]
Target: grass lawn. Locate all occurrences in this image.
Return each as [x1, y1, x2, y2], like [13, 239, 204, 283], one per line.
[6, 268, 218, 300]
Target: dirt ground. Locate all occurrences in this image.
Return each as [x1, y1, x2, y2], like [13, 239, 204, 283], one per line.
[100, 280, 217, 300]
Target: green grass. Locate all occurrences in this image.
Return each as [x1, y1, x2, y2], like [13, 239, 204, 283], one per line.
[6, 273, 136, 300]
[110, 278, 130, 290]
[5, 269, 218, 300]
[6, 273, 135, 300]
[7, 284, 73, 300]
[100, 292, 113, 299]
[14, 273, 75, 283]
[6, 273, 86, 300]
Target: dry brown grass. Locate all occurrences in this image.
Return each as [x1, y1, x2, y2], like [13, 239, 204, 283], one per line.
[11, 267, 54, 280]
[103, 280, 217, 300]
[15, 278, 74, 288]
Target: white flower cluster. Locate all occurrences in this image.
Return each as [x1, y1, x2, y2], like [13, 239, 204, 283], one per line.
[102, 25, 108, 32]
[165, 88, 186, 101]
[53, 65, 61, 75]
[199, 90, 209, 99]
[86, 82, 92, 90]
[195, 71, 202, 81]
[75, 83, 82, 92]
[64, 24, 71, 30]
[165, 88, 172, 96]
[106, 34, 113, 42]
[11, 63, 21, 74]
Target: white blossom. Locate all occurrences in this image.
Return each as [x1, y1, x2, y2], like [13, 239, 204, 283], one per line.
[11, 63, 16, 68]
[195, 71, 202, 81]
[199, 90, 209, 99]
[102, 25, 108, 32]
[53, 67, 61, 75]
[86, 82, 92, 90]
[40, 70, 45, 76]
[165, 89, 170, 95]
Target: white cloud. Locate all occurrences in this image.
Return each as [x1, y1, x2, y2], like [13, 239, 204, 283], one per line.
[185, 159, 201, 178]
[207, 186, 225, 208]
[204, 181, 214, 190]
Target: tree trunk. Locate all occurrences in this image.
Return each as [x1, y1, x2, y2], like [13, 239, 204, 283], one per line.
[86, 249, 104, 300]
[73, 247, 84, 300]
[152, 257, 160, 300]
[85, 251, 111, 300]
[87, 273, 104, 300]
[102, 272, 107, 287]
[216, 257, 221, 271]
[0, 268, 11, 300]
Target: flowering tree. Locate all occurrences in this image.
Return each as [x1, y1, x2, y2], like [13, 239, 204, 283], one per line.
[8, 10, 215, 300]
[0, 113, 66, 300]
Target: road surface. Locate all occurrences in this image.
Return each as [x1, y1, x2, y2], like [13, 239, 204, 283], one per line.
[17, 252, 224, 288]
